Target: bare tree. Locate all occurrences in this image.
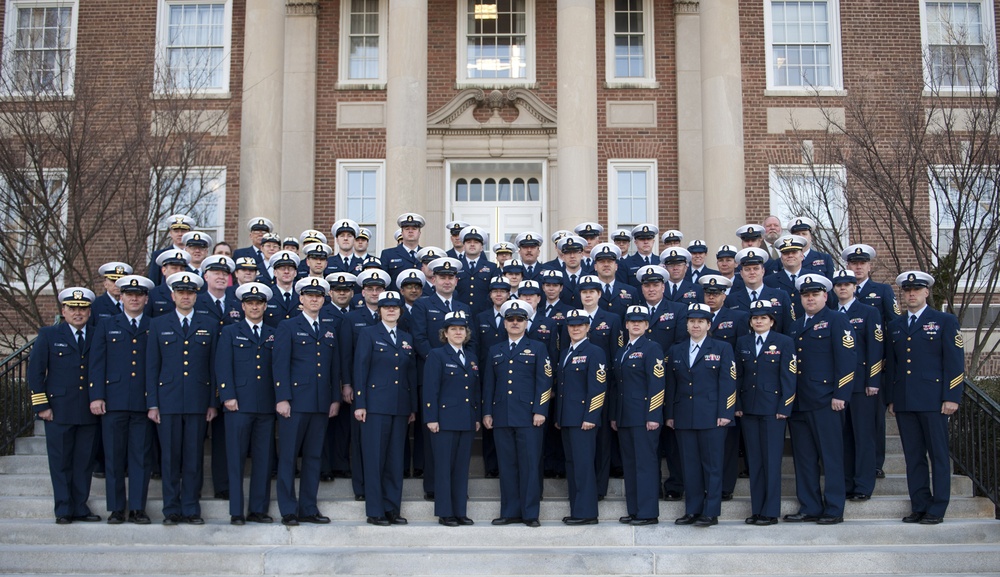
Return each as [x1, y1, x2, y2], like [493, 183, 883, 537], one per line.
[0, 30, 230, 350]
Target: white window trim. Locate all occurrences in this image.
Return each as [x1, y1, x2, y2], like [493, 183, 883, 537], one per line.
[763, 0, 844, 92]
[336, 159, 385, 253]
[603, 0, 657, 88]
[336, 0, 388, 89]
[455, 0, 536, 89]
[768, 163, 849, 248]
[149, 166, 227, 251]
[927, 164, 999, 289]
[1, 0, 79, 97]
[919, 0, 998, 94]
[607, 159, 658, 251]
[0, 168, 68, 290]
[153, 0, 233, 96]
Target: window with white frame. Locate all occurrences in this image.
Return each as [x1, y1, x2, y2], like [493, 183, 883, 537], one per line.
[921, 1, 997, 90]
[928, 165, 999, 283]
[764, 0, 842, 90]
[0, 169, 67, 287]
[155, 0, 232, 93]
[1, 0, 78, 95]
[769, 164, 848, 251]
[337, 160, 385, 252]
[458, 0, 534, 84]
[338, 0, 387, 85]
[607, 160, 657, 253]
[151, 167, 226, 247]
[604, 0, 655, 85]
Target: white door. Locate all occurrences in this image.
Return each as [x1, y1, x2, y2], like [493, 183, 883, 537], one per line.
[450, 174, 546, 260]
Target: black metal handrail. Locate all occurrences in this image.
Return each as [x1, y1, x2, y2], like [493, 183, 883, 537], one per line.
[949, 378, 1000, 519]
[0, 338, 35, 456]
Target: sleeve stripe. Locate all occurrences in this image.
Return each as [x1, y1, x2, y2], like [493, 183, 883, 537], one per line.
[539, 388, 552, 405]
[838, 372, 854, 388]
[726, 391, 737, 409]
[784, 394, 796, 406]
[950, 374, 965, 389]
[589, 392, 605, 412]
[870, 360, 883, 377]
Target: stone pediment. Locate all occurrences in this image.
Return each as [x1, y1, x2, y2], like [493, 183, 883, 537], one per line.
[427, 88, 557, 132]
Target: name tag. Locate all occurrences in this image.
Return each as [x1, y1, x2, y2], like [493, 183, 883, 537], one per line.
[445, 363, 459, 368]
[236, 336, 249, 341]
[53, 342, 68, 347]
[108, 330, 122, 335]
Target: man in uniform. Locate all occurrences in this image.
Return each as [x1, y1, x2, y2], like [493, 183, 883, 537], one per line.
[264, 251, 302, 328]
[715, 245, 742, 290]
[540, 269, 571, 321]
[574, 222, 604, 269]
[91, 262, 131, 325]
[623, 224, 659, 287]
[148, 214, 194, 286]
[611, 229, 632, 260]
[591, 243, 641, 318]
[273, 277, 342, 526]
[661, 247, 703, 305]
[685, 240, 718, 285]
[727, 248, 794, 335]
[764, 235, 819, 320]
[355, 228, 373, 261]
[181, 231, 212, 274]
[89, 275, 155, 524]
[233, 217, 274, 277]
[445, 220, 470, 259]
[146, 272, 218, 524]
[661, 230, 684, 249]
[29, 287, 101, 524]
[320, 272, 359, 481]
[329, 219, 363, 274]
[380, 213, 425, 289]
[886, 271, 964, 524]
[784, 274, 856, 525]
[457, 226, 500, 316]
[147, 250, 193, 317]
[515, 231, 544, 281]
[786, 217, 835, 279]
[736, 224, 765, 250]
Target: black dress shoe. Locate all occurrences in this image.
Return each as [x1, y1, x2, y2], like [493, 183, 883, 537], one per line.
[231, 515, 246, 526]
[107, 511, 126, 525]
[783, 513, 819, 522]
[457, 516, 474, 525]
[611, 466, 625, 478]
[491, 517, 523, 525]
[875, 468, 885, 479]
[675, 514, 698, 525]
[247, 512, 274, 523]
[334, 470, 351, 478]
[849, 493, 871, 501]
[281, 514, 299, 526]
[55, 516, 72, 525]
[439, 516, 460, 527]
[902, 512, 925, 523]
[386, 512, 408, 525]
[214, 491, 229, 500]
[93, 471, 105, 479]
[72, 513, 101, 522]
[299, 514, 331, 524]
[630, 518, 658, 526]
[721, 492, 733, 501]
[185, 515, 204, 525]
[354, 494, 365, 501]
[320, 474, 335, 482]
[366, 516, 390, 526]
[745, 514, 759, 525]
[544, 469, 557, 478]
[563, 517, 598, 526]
[403, 469, 412, 478]
[129, 510, 151, 525]
[920, 514, 944, 525]
[524, 518, 540, 527]
[816, 516, 843, 525]
[485, 469, 500, 478]
[151, 472, 162, 480]
[619, 514, 635, 524]
[597, 495, 605, 501]
[162, 514, 182, 525]
[663, 490, 683, 501]
[412, 469, 423, 478]
[694, 515, 718, 527]
[754, 516, 779, 526]
[424, 492, 435, 501]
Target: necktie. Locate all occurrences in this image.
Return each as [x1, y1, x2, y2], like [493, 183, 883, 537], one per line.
[840, 306, 847, 314]
[256, 249, 263, 262]
[443, 300, 451, 312]
[409, 250, 416, 260]
[341, 307, 349, 315]
[603, 285, 612, 300]
[117, 301, 124, 313]
[756, 335, 763, 356]
[570, 274, 577, 285]
[790, 274, 796, 285]
[690, 343, 701, 365]
[182, 316, 189, 336]
[670, 284, 677, 298]
[856, 285, 862, 296]
[216, 299, 224, 317]
[750, 290, 758, 302]
[496, 313, 503, 328]
[389, 329, 396, 344]
[585, 258, 591, 268]
[510, 341, 516, 353]
[620, 341, 632, 364]
[130, 318, 138, 331]
[284, 292, 291, 306]
[691, 271, 699, 284]
[458, 349, 465, 366]
[545, 304, 553, 317]
[909, 315, 917, 328]
[76, 329, 84, 350]
[643, 256, 650, 265]
[564, 346, 575, 366]
[253, 324, 260, 342]
[312, 320, 320, 337]
[526, 265, 533, 277]
[468, 260, 476, 270]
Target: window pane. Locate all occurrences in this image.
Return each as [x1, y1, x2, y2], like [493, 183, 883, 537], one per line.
[466, 0, 527, 79]
[347, 0, 381, 79]
[527, 178, 539, 201]
[770, 1, 834, 88]
[11, 6, 74, 93]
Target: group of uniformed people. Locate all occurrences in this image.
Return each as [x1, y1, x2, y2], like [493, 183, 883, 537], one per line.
[27, 210, 965, 527]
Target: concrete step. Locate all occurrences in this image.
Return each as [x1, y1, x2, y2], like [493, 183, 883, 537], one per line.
[0, 493, 993, 522]
[0, 541, 997, 576]
[0, 472, 975, 500]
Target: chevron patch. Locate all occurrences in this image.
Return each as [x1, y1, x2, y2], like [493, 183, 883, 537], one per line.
[874, 324, 883, 342]
[726, 391, 736, 409]
[540, 388, 552, 405]
[653, 359, 665, 378]
[893, 301, 901, 316]
[950, 374, 964, 389]
[650, 390, 664, 411]
[842, 331, 855, 349]
[596, 364, 607, 384]
[788, 355, 797, 374]
[785, 394, 796, 406]
[955, 333, 964, 348]
[589, 392, 605, 412]
[839, 372, 855, 388]
[730, 361, 737, 380]
[544, 359, 553, 378]
[618, 334, 624, 347]
[870, 359, 883, 377]
[31, 393, 48, 406]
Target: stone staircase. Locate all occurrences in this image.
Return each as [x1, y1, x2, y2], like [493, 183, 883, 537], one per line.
[0, 418, 997, 576]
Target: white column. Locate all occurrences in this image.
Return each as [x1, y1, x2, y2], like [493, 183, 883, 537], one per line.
[281, 1, 318, 231]
[385, 0, 428, 247]
[238, 0, 285, 243]
[675, 1, 705, 241]
[556, 0, 598, 232]
[699, 0, 746, 246]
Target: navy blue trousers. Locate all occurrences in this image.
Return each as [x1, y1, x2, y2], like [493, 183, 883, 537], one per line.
[430, 429, 474, 518]
[741, 414, 786, 518]
[276, 412, 326, 517]
[361, 413, 408, 518]
[225, 410, 274, 516]
[494, 425, 544, 520]
[157, 414, 207, 517]
[789, 407, 846, 518]
[562, 426, 599, 519]
[618, 425, 660, 520]
[44, 420, 97, 518]
[676, 427, 727, 517]
[101, 411, 152, 512]
[844, 391, 878, 496]
[896, 410, 952, 518]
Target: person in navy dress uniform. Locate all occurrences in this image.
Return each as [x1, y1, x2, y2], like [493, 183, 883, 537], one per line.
[726, 248, 794, 335]
[256, 233, 282, 284]
[457, 226, 500, 316]
[91, 262, 131, 325]
[784, 274, 856, 525]
[232, 217, 274, 278]
[611, 306, 665, 525]
[554, 235, 588, 307]
[272, 277, 342, 526]
[714, 244, 744, 291]
[590, 243, 641, 318]
[787, 217, 836, 279]
[493, 241, 516, 270]
[227, 257, 262, 301]
[611, 228, 632, 258]
[353, 291, 418, 526]
[661, 229, 684, 249]
[146, 272, 218, 525]
[764, 235, 820, 320]
[445, 220, 470, 259]
[685, 240, 720, 285]
[539, 269, 572, 321]
[380, 212, 425, 290]
[294, 229, 328, 278]
[555, 309, 607, 524]
[147, 250, 192, 317]
[180, 231, 213, 276]
[514, 231, 544, 281]
[886, 271, 964, 524]
[843, 243, 901, 478]
[475, 276, 511, 478]
[320, 272, 358, 481]
[736, 223, 766, 250]
[622, 224, 660, 287]
[264, 251, 301, 328]
[329, 219, 363, 274]
[831, 269, 884, 502]
[574, 222, 604, 269]
[215, 283, 277, 525]
[665, 303, 737, 527]
[660, 247, 703, 305]
[89, 275, 155, 524]
[423, 311, 480, 526]
[30, 287, 101, 524]
[482, 300, 553, 527]
[148, 214, 194, 286]
[734, 300, 796, 525]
